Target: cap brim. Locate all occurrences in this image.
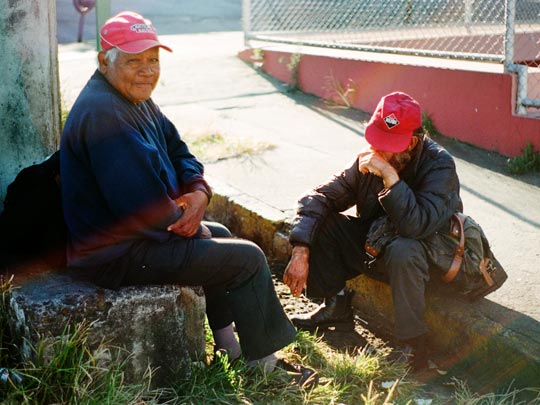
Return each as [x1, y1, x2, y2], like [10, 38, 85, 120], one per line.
[117, 39, 173, 53]
[365, 124, 412, 153]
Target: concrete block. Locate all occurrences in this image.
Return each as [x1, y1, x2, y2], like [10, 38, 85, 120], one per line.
[7, 270, 206, 387]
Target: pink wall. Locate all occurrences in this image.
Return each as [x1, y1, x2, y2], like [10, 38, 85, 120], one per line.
[239, 49, 540, 157]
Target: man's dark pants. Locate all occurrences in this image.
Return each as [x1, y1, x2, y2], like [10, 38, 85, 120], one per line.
[91, 222, 296, 360]
[306, 212, 430, 341]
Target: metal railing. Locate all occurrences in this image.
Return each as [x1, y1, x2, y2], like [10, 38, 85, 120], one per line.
[243, 0, 540, 115]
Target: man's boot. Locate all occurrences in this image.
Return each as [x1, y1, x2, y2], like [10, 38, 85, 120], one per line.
[290, 291, 354, 331]
[390, 333, 429, 372]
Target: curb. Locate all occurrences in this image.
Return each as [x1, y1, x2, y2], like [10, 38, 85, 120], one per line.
[206, 177, 292, 263]
[207, 176, 540, 393]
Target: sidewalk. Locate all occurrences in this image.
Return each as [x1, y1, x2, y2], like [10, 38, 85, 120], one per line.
[58, 30, 540, 389]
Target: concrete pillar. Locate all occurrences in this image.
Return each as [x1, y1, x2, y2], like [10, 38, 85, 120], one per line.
[0, 0, 61, 209]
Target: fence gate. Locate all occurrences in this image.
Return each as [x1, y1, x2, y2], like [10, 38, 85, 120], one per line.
[243, 0, 540, 116]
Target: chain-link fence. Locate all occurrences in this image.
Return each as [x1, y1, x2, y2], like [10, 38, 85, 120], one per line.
[243, 0, 540, 114]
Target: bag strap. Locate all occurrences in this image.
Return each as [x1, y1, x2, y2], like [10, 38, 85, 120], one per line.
[479, 258, 495, 287]
[441, 212, 466, 283]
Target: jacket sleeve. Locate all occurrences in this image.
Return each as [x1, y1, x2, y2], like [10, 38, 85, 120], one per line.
[378, 154, 461, 240]
[289, 157, 361, 246]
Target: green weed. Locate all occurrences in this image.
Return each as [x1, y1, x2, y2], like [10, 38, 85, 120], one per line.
[506, 142, 540, 175]
[452, 378, 540, 404]
[0, 275, 13, 366]
[323, 73, 358, 108]
[422, 112, 442, 138]
[278, 53, 302, 92]
[0, 317, 158, 404]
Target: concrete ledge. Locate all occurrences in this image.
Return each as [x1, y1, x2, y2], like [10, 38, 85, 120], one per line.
[207, 177, 292, 262]
[348, 276, 540, 392]
[8, 269, 206, 388]
[208, 179, 540, 391]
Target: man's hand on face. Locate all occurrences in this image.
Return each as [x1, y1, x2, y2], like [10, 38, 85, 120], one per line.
[358, 148, 400, 189]
[167, 190, 209, 237]
[283, 246, 310, 297]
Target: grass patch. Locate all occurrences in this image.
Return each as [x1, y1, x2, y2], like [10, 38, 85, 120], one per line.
[506, 142, 540, 175]
[2, 278, 540, 404]
[172, 331, 419, 404]
[422, 112, 443, 139]
[0, 276, 14, 367]
[182, 127, 275, 163]
[451, 378, 540, 404]
[0, 322, 157, 404]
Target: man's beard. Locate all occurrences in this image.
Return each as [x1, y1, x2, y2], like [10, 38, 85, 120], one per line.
[389, 150, 413, 172]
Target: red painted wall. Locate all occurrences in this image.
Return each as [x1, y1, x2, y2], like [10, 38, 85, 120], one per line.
[239, 49, 540, 157]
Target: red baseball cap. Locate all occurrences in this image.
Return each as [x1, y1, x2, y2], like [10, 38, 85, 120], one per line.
[365, 92, 422, 153]
[100, 11, 172, 54]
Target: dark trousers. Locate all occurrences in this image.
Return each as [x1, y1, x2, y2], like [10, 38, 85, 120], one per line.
[307, 213, 430, 340]
[92, 222, 296, 360]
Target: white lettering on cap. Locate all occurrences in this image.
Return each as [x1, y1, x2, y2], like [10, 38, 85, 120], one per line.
[383, 113, 399, 129]
[130, 24, 153, 33]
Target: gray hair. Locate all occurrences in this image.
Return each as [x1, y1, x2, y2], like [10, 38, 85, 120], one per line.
[104, 47, 121, 63]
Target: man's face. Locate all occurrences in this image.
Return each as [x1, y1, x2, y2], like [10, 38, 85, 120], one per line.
[100, 47, 160, 104]
[387, 149, 414, 172]
[373, 137, 417, 172]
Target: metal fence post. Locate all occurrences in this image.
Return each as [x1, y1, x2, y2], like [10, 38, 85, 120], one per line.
[504, 0, 528, 114]
[504, 0, 515, 68]
[464, 0, 473, 27]
[242, 0, 251, 48]
[95, 0, 110, 51]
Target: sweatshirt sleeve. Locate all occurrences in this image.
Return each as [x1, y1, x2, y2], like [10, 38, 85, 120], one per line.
[161, 113, 212, 200]
[85, 110, 184, 236]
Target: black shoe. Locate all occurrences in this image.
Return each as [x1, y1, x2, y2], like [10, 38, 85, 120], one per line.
[390, 334, 429, 372]
[290, 291, 354, 331]
[275, 359, 319, 389]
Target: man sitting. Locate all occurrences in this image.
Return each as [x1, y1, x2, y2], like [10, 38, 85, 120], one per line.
[283, 92, 462, 370]
[60, 10, 316, 386]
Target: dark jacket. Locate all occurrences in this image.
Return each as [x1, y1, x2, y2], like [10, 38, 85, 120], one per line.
[289, 135, 462, 246]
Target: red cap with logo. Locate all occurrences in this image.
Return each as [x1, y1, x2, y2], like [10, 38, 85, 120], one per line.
[100, 11, 172, 53]
[365, 92, 422, 153]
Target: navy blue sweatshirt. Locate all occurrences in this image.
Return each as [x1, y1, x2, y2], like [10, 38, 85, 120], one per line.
[60, 70, 210, 267]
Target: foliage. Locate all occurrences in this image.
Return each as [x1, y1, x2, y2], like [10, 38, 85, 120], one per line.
[278, 53, 302, 92]
[452, 378, 540, 404]
[0, 275, 13, 366]
[171, 330, 419, 405]
[0, 319, 158, 405]
[506, 142, 540, 175]
[323, 73, 358, 108]
[2, 280, 539, 404]
[421, 112, 442, 138]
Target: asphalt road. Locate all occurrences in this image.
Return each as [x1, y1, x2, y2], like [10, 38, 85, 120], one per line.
[57, 0, 242, 44]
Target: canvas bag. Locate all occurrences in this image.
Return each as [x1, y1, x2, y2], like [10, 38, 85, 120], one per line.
[422, 212, 508, 301]
[365, 213, 508, 301]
